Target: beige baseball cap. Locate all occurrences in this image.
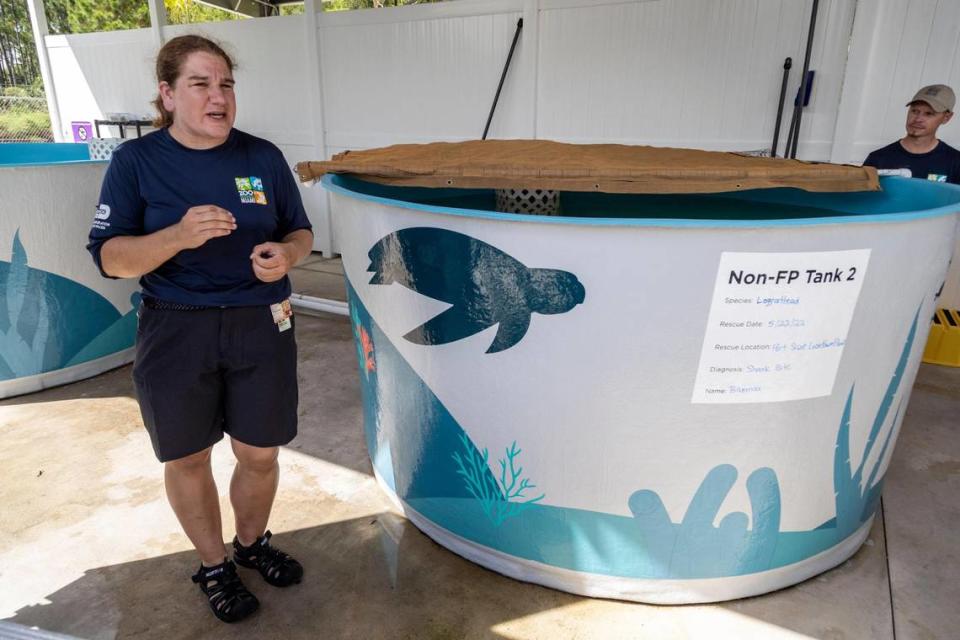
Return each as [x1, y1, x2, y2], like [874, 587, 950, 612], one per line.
[907, 84, 956, 112]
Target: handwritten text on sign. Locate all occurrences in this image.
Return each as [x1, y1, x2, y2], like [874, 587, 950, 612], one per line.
[692, 250, 871, 404]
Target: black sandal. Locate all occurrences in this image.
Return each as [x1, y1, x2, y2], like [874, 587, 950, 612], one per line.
[233, 530, 304, 587]
[191, 559, 259, 623]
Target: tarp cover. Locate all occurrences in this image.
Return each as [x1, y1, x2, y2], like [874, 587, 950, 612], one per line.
[296, 140, 879, 194]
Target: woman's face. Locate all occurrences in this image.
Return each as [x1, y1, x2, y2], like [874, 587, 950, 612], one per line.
[159, 50, 236, 149]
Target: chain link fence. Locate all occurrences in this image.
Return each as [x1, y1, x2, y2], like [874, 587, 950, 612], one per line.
[0, 88, 53, 142]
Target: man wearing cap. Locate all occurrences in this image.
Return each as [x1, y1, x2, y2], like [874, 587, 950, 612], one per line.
[863, 84, 960, 184]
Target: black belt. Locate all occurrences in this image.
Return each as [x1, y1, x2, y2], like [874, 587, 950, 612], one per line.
[142, 297, 215, 311]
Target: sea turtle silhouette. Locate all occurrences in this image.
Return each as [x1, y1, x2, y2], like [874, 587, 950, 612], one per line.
[367, 227, 585, 353]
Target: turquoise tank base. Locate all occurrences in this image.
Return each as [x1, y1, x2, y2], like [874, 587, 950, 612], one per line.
[0, 144, 138, 398]
[325, 172, 960, 603]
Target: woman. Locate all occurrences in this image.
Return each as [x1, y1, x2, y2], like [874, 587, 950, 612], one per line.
[87, 35, 313, 623]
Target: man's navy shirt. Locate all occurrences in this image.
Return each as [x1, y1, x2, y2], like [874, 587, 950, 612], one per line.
[87, 128, 312, 307]
[863, 140, 960, 184]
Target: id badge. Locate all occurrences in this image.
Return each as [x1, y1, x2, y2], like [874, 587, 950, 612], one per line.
[270, 299, 293, 332]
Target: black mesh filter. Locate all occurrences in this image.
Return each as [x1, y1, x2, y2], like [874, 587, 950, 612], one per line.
[495, 188, 560, 215]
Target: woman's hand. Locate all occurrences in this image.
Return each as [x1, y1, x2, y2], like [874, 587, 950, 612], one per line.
[250, 242, 295, 282]
[99, 205, 235, 279]
[175, 205, 236, 249]
[250, 229, 313, 283]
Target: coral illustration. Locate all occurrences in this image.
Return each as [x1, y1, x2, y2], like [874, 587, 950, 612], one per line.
[629, 464, 781, 577]
[350, 302, 376, 378]
[496, 441, 545, 523]
[359, 324, 376, 373]
[451, 433, 501, 516]
[452, 433, 544, 526]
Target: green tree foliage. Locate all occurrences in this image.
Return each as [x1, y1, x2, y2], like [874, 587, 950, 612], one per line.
[323, 0, 443, 9]
[0, 0, 41, 85]
[0, 0, 248, 91]
[165, 0, 242, 25]
[0, 0, 444, 87]
[43, 0, 245, 33]
[44, 0, 150, 34]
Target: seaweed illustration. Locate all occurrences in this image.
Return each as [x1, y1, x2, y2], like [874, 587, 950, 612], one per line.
[832, 306, 918, 536]
[629, 465, 781, 577]
[622, 305, 921, 577]
[452, 433, 545, 526]
[1, 231, 49, 377]
[1, 231, 138, 382]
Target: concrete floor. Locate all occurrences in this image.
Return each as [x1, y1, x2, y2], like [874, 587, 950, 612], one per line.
[0, 255, 958, 640]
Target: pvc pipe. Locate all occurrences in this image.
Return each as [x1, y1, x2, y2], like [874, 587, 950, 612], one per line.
[290, 292, 349, 316]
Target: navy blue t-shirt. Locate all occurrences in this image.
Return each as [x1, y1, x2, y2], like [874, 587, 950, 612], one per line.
[87, 128, 312, 307]
[863, 140, 960, 184]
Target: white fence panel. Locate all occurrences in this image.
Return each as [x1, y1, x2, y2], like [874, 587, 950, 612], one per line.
[46, 29, 157, 138]
[318, 0, 532, 154]
[536, 0, 854, 159]
[165, 17, 313, 149]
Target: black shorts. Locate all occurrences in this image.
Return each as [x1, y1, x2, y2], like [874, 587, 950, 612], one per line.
[133, 300, 299, 462]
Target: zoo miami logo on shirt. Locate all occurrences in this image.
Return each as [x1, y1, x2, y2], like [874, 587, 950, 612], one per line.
[235, 176, 268, 205]
[927, 173, 948, 182]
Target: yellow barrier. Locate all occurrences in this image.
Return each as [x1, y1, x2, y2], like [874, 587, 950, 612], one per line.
[923, 308, 960, 367]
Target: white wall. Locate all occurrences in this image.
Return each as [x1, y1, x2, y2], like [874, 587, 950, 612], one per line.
[536, 0, 855, 159]
[319, 0, 533, 153]
[47, 29, 157, 134]
[40, 0, 960, 257]
[316, 0, 857, 159]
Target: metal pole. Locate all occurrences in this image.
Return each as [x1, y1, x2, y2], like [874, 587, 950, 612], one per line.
[146, 0, 167, 48]
[790, 0, 820, 159]
[482, 18, 524, 140]
[784, 95, 800, 159]
[25, 0, 62, 141]
[304, 0, 335, 256]
[771, 57, 791, 158]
